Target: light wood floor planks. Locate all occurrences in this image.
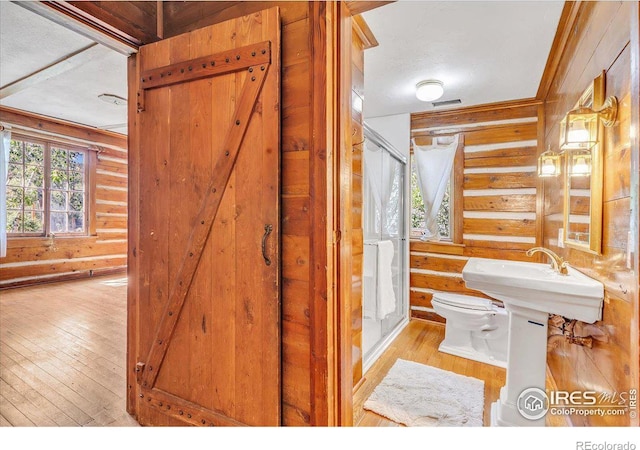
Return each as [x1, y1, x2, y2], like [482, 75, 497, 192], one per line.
[354, 319, 565, 427]
[0, 275, 138, 427]
[1, 276, 565, 428]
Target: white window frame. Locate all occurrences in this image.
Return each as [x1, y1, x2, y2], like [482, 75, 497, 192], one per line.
[6, 135, 90, 238]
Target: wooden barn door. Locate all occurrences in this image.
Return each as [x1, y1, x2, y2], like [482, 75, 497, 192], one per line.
[129, 9, 280, 426]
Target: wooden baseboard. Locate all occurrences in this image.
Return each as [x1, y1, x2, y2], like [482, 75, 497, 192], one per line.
[352, 376, 366, 394]
[410, 310, 446, 324]
[0, 266, 127, 290]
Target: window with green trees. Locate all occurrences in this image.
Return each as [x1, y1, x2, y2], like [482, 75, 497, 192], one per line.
[410, 155, 452, 240]
[6, 136, 88, 236]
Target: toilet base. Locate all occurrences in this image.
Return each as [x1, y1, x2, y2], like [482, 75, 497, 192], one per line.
[438, 342, 507, 369]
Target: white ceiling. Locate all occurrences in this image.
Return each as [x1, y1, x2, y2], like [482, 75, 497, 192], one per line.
[362, 0, 565, 118]
[0, 1, 565, 134]
[0, 1, 128, 134]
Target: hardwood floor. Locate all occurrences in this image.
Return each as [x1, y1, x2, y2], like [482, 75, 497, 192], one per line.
[354, 319, 565, 427]
[1, 276, 564, 428]
[0, 275, 137, 427]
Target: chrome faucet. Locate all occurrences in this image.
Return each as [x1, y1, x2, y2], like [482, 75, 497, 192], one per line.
[526, 247, 569, 275]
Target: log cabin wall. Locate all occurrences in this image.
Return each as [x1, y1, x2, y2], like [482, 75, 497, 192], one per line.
[539, 0, 638, 426]
[159, 1, 335, 426]
[0, 107, 128, 288]
[408, 99, 543, 322]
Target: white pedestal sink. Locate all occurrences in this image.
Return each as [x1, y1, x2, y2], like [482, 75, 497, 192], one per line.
[462, 257, 604, 427]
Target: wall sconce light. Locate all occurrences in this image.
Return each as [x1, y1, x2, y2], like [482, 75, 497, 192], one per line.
[559, 96, 618, 150]
[568, 148, 592, 177]
[537, 146, 561, 177]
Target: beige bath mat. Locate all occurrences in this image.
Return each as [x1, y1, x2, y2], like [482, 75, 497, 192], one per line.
[363, 358, 484, 426]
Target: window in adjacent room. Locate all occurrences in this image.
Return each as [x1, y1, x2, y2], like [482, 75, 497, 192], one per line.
[6, 135, 89, 236]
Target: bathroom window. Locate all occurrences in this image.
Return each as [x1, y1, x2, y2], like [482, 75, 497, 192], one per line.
[410, 155, 453, 240]
[6, 135, 90, 237]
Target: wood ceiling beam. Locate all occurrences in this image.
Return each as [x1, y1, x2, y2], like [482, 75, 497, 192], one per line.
[0, 43, 103, 100]
[411, 97, 543, 130]
[345, 1, 394, 16]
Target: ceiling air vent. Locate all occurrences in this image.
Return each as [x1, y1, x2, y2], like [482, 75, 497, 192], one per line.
[432, 99, 462, 107]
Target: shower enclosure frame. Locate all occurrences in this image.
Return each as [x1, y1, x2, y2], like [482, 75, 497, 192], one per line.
[361, 122, 410, 374]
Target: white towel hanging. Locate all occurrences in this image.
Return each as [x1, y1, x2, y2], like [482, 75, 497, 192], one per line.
[376, 240, 396, 320]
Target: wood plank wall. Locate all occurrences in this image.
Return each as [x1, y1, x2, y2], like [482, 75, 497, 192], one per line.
[409, 99, 542, 322]
[161, 1, 330, 426]
[0, 107, 128, 288]
[540, 1, 637, 426]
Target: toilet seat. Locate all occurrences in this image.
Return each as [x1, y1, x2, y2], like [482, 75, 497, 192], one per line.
[432, 292, 494, 311]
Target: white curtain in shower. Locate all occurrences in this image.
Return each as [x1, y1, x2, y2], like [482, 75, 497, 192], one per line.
[0, 127, 10, 257]
[412, 134, 459, 240]
[364, 140, 396, 232]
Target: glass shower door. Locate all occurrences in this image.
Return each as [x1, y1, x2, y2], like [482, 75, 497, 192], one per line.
[362, 128, 407, 370]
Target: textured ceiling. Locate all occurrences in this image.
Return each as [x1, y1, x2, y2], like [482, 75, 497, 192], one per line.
[362, 1, 565, 118]
[0, 1, 565, 133]
[0, 1, 128, 134]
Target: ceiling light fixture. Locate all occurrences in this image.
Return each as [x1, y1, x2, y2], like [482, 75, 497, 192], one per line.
[416, 80, 444, 102]
[98, 93, 127, 106]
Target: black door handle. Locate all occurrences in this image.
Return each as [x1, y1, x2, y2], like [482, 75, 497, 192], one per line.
[262, 224, 273, 266]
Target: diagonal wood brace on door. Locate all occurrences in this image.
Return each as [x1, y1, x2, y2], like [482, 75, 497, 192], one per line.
[138, 52, 272, 389]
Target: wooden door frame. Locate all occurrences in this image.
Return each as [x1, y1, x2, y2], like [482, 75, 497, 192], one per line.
[313, 0, 369, 427]
[309, 0, 344, 426]
[335, 1, 355, 426]
[127, 53, 140, 416]
[282, 0, 359, 426]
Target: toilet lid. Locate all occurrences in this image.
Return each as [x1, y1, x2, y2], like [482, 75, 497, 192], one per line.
[432, 292, 494, 311]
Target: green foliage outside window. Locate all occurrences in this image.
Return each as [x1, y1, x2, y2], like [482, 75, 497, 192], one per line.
[5, 138, 86, 235]
[410, 155, 451, 239]
[7, 140, 45, 233]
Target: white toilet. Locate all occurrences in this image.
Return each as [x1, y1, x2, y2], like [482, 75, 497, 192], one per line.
[431, 292, 509, 368]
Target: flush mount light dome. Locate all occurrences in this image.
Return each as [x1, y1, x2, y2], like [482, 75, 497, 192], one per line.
[98, 93, 127, 106]
[416, 80, 444, 102]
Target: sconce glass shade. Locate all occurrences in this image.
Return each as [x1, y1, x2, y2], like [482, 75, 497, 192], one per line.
[568, 149, 592, 177]
[559, 95, 618, 151]
[559, 106, 598, 151]
[537, 147, 561, 177]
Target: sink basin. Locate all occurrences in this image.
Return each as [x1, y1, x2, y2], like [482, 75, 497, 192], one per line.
[463, 257, 604, 323]
[461, 257, 604, 427]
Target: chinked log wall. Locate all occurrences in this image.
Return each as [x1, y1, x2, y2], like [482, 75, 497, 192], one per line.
[0, 107, 128, 288]
[409, 99, 543, 322]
